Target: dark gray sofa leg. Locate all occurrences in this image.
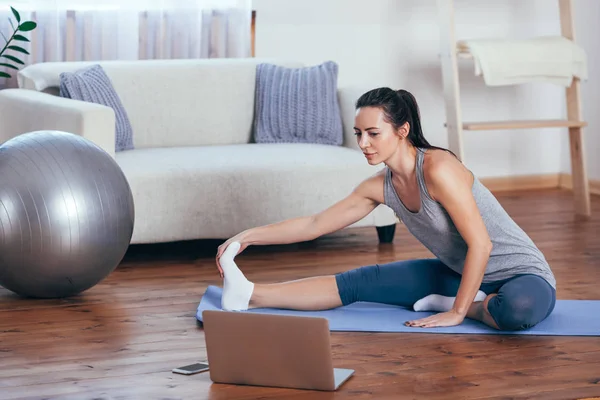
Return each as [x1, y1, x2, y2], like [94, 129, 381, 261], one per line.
[376, 224, 396, 243]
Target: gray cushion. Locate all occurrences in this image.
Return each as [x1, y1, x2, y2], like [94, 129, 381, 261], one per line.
[59, 64, 134, 152]
[254, 61, 343, 146]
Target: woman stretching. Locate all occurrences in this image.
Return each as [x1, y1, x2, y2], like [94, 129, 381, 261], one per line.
[215, 87, 556, 331]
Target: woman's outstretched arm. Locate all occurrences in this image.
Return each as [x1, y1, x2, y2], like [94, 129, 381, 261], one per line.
[215, 172, 385, 276]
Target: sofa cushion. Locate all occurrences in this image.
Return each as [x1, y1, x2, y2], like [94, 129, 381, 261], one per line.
[254, 61, 343, 146]
[59, 64, 134, 152]
[116, 144, 384, 243]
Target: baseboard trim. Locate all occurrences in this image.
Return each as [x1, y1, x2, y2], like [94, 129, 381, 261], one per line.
[559, 173, 600, 195]
[480, 173, 600, 196]
[480, 174, 561, 192]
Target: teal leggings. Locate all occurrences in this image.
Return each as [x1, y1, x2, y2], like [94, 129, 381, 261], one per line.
[335, 259, 556, 331]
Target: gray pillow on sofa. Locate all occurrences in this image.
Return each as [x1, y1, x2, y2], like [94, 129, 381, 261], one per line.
[59, 64, 134, 152]
[254, 61, 343, 146]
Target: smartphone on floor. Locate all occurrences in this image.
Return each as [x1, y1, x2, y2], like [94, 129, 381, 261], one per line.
[172, 361, 210, 375]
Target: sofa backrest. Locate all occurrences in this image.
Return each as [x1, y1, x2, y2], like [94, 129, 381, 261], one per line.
[17, 58, 304, 149]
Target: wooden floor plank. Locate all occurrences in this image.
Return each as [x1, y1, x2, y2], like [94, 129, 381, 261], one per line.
[1, 188, 600, 399]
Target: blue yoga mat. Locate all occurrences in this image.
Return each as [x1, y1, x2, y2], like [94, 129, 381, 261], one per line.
[196, 286, 600, 336]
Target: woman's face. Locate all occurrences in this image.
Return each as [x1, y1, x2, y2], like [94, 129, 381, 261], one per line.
[354, 106, 404, 165]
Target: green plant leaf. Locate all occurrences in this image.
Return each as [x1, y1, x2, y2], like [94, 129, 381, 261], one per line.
[0, 62, 18, 70]
[8, 45, 29, 55]
[0, 71, 11, 78]
[11, 6, 21, 23]
[2, 54, 24, 64]
[18, 21, 37, 31]
[13, 34, 30, 42]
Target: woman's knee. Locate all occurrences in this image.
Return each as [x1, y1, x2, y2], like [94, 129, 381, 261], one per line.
[489, 293, 541, 330]
[486, 275, 556, 331]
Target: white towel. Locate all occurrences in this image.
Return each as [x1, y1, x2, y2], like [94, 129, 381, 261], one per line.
[458, 36, 588, 87]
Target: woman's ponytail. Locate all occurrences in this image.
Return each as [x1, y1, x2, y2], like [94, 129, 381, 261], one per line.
[396, 89, 430, 149]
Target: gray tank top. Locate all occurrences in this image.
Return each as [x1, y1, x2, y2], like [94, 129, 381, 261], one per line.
[383, 148, 556, 289]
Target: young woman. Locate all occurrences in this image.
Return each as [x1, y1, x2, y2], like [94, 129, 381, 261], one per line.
[214, 87, 556, 331]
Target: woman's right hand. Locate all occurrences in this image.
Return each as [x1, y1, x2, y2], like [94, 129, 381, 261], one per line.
[215, 233, 251, 278]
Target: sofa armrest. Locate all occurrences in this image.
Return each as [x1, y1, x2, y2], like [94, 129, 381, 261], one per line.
[338, 86, 370, 151]
[0, 89, 116, 158]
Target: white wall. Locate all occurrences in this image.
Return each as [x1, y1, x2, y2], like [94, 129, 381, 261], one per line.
[573, 0, 600, 180]
[253, 0, 599, 180]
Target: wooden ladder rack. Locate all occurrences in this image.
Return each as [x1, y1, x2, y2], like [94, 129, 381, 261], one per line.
[437, 0, 591, 218]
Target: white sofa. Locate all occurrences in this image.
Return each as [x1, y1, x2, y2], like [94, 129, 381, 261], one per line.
[0, 58, 397, 245]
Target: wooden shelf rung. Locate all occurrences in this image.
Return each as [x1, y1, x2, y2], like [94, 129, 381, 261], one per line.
[460, 119, 587, 131]
[456, 45, 473, 59]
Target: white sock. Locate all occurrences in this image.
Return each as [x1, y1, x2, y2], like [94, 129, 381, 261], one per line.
[220, 241, 254, 311]
[413, 290, 487, 312]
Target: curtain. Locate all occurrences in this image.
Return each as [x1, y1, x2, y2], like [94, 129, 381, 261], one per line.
[0, 0, 253, 87]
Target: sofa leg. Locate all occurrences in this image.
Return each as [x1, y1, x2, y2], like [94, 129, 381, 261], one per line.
[376, 224, 396, 243]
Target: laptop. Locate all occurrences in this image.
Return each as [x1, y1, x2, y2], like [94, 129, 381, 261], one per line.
[201, 310, 354, 391]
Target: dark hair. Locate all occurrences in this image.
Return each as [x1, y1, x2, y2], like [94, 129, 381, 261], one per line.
[355, 87, 455, 157]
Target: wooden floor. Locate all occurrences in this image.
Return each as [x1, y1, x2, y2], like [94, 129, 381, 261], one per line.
[1, 188, 600, 400]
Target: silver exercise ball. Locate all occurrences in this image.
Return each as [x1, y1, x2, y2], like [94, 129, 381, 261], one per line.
[0, 131, 135, 298]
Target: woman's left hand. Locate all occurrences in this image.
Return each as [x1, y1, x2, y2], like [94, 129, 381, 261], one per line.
[405, 309, 465, 328]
